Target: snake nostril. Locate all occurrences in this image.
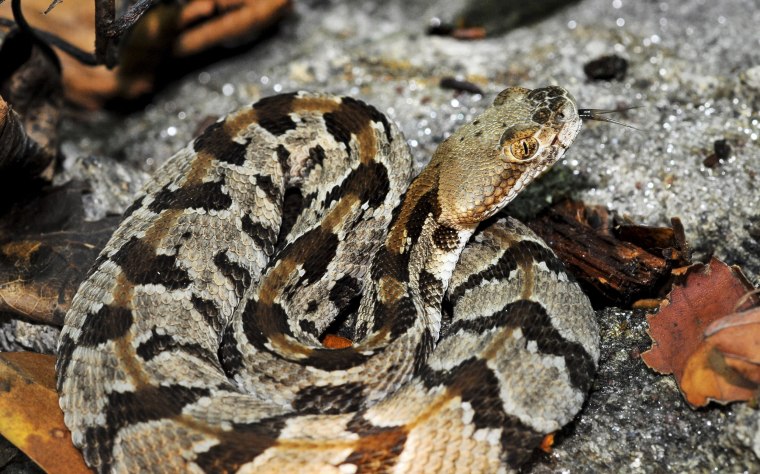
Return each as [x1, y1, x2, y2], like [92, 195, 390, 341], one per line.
[555, 103, 575, 123]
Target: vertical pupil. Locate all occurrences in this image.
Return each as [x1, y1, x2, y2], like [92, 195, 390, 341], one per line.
[522, 141, 529, 155]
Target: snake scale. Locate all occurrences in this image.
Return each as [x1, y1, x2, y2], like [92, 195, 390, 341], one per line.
[56, 86, 599, 473]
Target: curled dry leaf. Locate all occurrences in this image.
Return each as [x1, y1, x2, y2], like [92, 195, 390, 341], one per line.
[679, 307, 760, 407]
[0, 352, 89, 473]
[175, 0, 291, 57]
[641, 258, 760, 407]
[0, 0, 291, 109]
[0, 182, 119, 326]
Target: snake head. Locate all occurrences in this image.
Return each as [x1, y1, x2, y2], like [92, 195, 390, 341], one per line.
[436, 86, 582, 229]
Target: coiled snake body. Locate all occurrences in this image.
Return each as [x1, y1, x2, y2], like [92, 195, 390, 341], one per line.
[57, 86, 599, 473]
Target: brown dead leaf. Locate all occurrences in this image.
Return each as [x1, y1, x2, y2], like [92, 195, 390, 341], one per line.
[0, 0, 291, 109]
[641, 258, 760, 407]
[0, 182, 119, 325]
[679, 307, 760, 406]
[175, 0, 291, 57]
[0, 352, 89, 473]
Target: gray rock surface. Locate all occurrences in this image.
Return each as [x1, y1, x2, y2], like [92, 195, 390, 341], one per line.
[3, 0, 760, 472]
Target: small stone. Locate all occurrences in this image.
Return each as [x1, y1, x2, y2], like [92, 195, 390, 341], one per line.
[439, 77, 484, 95]
[714, 139, 731, 160]
[583, 54, 628, 81]
[703, 139, 731, 168]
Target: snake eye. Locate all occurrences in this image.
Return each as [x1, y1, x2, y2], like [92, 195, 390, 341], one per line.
[506, 137, 539, 162]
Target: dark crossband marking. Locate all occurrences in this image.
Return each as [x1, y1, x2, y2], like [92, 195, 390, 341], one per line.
[252, 93, 299, 136]
[419, 357, 544, 468]
[214, 251, 252, 299]
[444, 300, 595, 392]
[77, 305, 133, 347]
[88, 385, 211, 472]
[190, 295, 223, 333]
[323, 160, 390, 210]
[253, 174, 281, 205]
[193, 417, 286, 472]
[219, 329, 245, 377]
[418, 270, 443, 308]
[241, 214, 278, 256]
[343, 417, 408, 473]
[323, 96, 392, 164]
[448, 239, 567, 303]
[110, 236, 191, 289]
[148, 181, 233, 213]
[292, 382, 365, 415]
[193, 120, 250, 167]
[135, 328, 215, 366]
[122, 196, 145, 218]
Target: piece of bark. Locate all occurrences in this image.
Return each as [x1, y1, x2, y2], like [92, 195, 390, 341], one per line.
[527, 199, 690, 308]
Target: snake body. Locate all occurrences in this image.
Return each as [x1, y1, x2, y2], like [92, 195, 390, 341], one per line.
[57, 86, 599, 473]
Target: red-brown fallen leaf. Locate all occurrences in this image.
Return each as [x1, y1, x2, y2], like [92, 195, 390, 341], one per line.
[641, 258, 760, 407]
[679, 307, 760, 406]
[0, 352, 89, 473]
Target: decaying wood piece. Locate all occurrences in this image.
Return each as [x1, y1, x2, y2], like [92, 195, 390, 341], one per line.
[527, 199, 690, 307]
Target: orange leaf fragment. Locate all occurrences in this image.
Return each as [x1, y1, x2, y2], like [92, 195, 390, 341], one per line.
[322, 334, 353, 349]
[679, 307, 760, 406]
[0, 352, 90, 473]
[641, 258, 760, 407]
[539, 433, 555, 453]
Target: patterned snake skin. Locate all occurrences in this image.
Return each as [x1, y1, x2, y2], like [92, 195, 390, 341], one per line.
[57, 86, 599, 473]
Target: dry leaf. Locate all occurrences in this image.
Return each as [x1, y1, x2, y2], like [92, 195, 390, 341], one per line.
[0, 182, 119, 325]
[642, 258, 760, 407]
[322, 334, 353, 349]
[0, 352, 89, 473]
[0, 0, 291, 109]
[679, 307, 760, 406]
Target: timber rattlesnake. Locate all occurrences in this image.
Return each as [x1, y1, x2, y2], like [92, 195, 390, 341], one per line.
[57, 86, 599, 473]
